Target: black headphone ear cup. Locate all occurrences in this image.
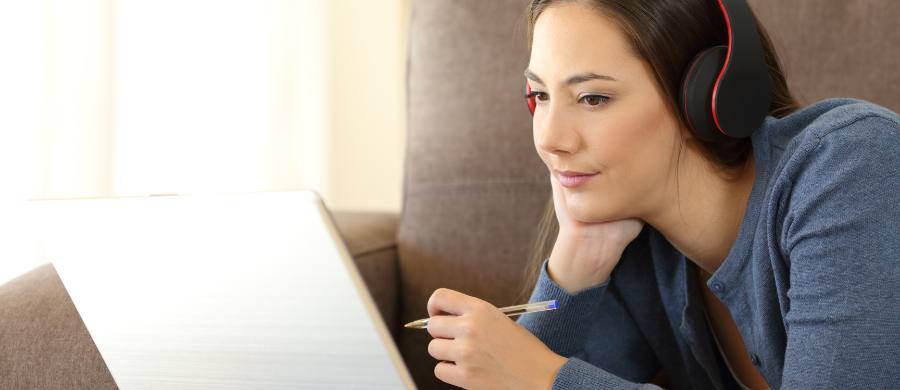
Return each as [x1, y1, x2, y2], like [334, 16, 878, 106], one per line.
[525, 81, 536, 115]
[680, 46, 728, 142]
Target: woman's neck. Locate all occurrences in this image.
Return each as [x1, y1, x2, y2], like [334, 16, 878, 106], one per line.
[641, 148, 756, 274]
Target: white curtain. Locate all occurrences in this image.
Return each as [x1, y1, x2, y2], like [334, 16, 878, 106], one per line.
[0, 0, 408, 284]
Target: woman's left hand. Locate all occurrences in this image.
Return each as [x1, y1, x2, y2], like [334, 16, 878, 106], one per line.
[425, 288, 567, 389]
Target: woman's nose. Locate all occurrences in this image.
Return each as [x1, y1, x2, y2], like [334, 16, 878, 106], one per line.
[534, 104, 579, 155]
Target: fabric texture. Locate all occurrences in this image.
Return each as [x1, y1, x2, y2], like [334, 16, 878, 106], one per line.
[518, 98, 900, 389]
[399, 1, 545, 387]
[332, 211, 401, 338]
[747, 0, 900, 112]
[0, 264, 117, 390]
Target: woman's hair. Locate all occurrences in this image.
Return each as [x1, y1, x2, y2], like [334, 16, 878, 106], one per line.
[519, 0, 801, 301]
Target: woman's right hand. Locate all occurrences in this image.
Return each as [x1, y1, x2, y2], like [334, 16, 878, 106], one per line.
[547, 171, 644, 294]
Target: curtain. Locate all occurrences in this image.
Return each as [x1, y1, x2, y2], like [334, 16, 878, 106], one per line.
[0, 0, 408, 284]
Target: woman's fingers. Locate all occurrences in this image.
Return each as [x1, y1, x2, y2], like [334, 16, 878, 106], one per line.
[427, 338, 457, 361]
[425, 288, 491, 339]
[434, 361, 464, 388]
[427, 288, 477, 317]
[427, 327, 470, 388]
[425, 315, 459, 339]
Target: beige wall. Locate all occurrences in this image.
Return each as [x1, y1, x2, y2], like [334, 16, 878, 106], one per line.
[23, 0, 412, 214]
[0, 0, 411, 285]
[325, 0, 410, 213]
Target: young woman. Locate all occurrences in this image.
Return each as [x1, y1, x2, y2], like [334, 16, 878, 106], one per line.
[423, 0, 900, 389]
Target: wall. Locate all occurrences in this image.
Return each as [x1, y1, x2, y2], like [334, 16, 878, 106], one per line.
[0, 0, 411, 284]
[327, 0, 410, 212]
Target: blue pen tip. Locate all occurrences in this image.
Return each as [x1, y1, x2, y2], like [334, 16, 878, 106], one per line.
[548, 300, 558, 309]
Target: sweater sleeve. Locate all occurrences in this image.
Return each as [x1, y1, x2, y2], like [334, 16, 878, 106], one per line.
[517, 259, 662, 389]
[780, 114, 900, 388]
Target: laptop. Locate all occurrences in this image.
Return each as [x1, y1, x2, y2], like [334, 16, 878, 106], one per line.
[27, 190, 416, 389]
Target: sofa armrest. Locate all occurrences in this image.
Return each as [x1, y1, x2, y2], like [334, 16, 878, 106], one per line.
[0, 264, 117, 389]
[330, 211, 401, 339]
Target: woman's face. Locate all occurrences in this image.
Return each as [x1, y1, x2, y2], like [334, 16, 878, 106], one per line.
[527, 2, 684, 223]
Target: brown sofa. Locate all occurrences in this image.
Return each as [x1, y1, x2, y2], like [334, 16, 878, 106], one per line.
[2, 1, 897, 389]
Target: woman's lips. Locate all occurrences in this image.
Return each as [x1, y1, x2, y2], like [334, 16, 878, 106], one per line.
[557, 171, 599, 188]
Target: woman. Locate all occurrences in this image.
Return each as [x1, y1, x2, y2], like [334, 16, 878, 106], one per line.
[423, 0, 900, 389]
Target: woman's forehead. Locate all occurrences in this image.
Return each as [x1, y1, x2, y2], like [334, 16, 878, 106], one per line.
[529, 3, 637, 83]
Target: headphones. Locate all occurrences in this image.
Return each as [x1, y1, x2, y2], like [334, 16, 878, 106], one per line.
[525, 0, 772, 142]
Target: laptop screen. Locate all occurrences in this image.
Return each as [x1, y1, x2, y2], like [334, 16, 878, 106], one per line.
[28, 191, 414, 389]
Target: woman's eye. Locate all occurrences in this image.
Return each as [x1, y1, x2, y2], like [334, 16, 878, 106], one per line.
[579, 94, 610, 107]
[526, 91, 549, 102]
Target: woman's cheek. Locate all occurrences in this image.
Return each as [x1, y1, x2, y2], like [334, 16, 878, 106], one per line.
[536, 150, 553, 172]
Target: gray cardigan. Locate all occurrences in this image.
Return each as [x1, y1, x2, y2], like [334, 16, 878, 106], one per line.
[518, 98, 900, 389]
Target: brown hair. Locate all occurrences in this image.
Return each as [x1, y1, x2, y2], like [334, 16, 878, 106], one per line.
[519, 0, 801, 301]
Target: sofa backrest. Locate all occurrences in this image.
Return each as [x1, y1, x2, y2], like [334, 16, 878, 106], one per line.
[398, 1, 541, 387]
[748, 0, 900, 111]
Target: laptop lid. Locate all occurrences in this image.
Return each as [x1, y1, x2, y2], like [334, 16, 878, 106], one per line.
[28, 190, 415, 389]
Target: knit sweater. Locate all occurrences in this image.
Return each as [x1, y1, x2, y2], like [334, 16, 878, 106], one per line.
[518, 98, 900, 389]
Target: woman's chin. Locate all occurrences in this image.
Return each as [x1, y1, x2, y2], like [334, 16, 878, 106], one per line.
[569, 198, 627, 223]
[568, 202, 609, 223]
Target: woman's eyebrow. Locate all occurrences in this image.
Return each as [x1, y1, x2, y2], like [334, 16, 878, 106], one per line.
[524, 69, 618, 85]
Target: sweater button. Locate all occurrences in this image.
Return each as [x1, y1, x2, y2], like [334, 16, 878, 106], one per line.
[711, 282, 725, 294]
[751, 354, 761, 366]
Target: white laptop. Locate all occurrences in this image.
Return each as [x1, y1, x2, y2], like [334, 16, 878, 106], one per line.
[26, 190, 416, 389]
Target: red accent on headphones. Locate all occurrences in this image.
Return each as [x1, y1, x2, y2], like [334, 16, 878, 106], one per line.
[525, 80, 537, 115]
[679, 0, 771, 141]
[710, 0, 733, 137]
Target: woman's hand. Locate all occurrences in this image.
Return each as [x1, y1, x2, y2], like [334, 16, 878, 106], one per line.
[548, 171, 645, 293]
[425, 288, 567, 389]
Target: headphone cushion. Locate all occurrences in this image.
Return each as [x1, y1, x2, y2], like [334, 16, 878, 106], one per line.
[680, 46, 728, 142]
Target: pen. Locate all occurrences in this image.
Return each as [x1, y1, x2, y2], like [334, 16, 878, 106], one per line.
[403, 299, 558, 329]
